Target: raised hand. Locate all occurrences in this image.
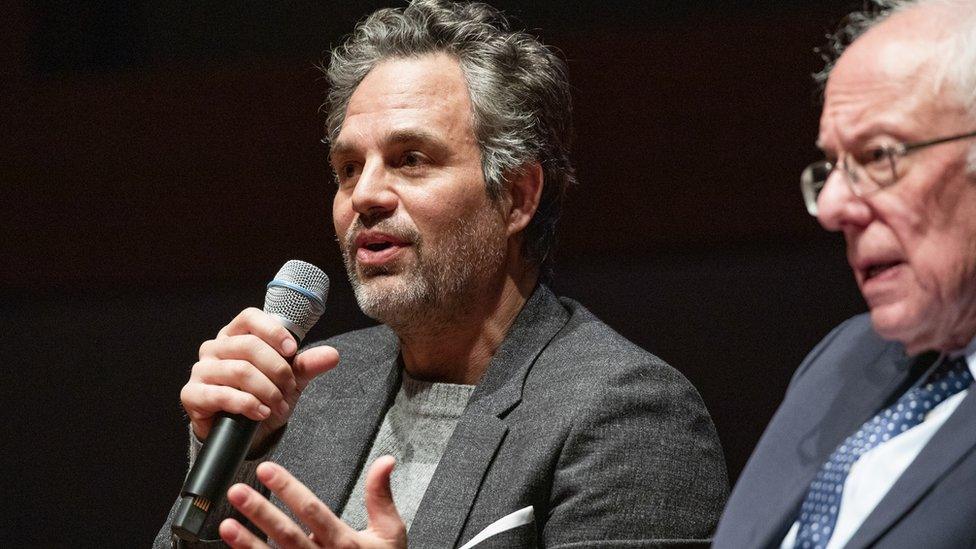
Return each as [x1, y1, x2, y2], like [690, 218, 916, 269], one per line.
[219, 458, 407, 549]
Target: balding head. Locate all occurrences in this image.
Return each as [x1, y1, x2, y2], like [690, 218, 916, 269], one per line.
[811, 0, 976, 354]
[818, 1, 976, 125]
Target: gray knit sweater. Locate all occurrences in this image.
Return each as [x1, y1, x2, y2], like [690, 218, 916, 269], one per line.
[339, 372, 475, 530]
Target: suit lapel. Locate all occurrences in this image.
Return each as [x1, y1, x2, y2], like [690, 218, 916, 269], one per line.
[751, 344, 915, 548]
[277, 337, 402, 515]
[407, 414, 509, 547]
[845, 388, 976, 548]
[408, 285, 570, 548]
[322, 363, 402, 513]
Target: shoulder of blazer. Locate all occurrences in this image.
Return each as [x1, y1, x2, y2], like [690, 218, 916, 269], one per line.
[788, 313, 891, 385]
[299, 324, 399, 393]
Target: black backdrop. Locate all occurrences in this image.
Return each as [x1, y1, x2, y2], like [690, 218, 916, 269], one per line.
[1, 1, 868, 545]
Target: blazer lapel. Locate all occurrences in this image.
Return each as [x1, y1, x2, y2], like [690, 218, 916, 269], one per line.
[407, 414, 509, 547]
[408, 285, 570, 548]
[750, 344, 916, 548]
[276, 339, 402, 515]
[845, 388, 976, 548]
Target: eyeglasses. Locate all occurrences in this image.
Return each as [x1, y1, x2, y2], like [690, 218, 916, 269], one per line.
[800, 129, 976, 216]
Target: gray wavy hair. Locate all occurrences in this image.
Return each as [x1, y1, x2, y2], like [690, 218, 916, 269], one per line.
[323, 0, 576, 280]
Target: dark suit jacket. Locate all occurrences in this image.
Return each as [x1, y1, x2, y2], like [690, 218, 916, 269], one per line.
[714, 313, 976, 548]
[156, 285, 728, 548]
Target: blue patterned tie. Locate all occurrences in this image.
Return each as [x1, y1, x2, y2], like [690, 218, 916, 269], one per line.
[793, 356, 972, 549]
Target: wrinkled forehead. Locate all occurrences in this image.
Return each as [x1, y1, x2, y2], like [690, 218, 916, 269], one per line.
[820, 14, 962, 146]
[829, 17, 942, 97]
[328, 54, 482, 167]
[330, 53, 472, 133]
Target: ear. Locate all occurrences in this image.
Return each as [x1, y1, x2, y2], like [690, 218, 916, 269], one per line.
[504, 162, 544, 237]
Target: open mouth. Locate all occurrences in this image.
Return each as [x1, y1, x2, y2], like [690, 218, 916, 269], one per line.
[353, 231, 410, 266]
[865, 261, 902, 280]
[354, 230, 408, 251]
[364, 241, 394, 252]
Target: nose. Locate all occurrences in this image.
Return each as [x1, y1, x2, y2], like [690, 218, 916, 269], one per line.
[816, 165, 872, 231]
[350, 159, 398, 221]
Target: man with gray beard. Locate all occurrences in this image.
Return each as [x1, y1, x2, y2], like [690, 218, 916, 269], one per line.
[155, 1, 727, 547]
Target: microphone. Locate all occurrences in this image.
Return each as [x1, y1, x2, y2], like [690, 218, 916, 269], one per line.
[172, 260, 330, 542]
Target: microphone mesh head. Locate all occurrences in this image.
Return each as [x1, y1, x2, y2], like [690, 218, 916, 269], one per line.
[263, 260, 329, 341]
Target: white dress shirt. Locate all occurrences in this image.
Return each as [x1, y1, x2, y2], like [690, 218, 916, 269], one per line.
[781, 340, 976, 549]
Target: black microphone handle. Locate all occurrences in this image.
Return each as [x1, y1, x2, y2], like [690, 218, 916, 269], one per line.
[171, 328, 300, 542]
[171, 414, 259, 541]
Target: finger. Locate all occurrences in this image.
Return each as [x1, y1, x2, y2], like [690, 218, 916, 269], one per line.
[292, 346, 341, 391]
[193, 359, 288, 415]
[255, 462, 349, 545]
[219, 518, 271, 549]
[226, 483, 314, 549]
[181, 382, 271, 433]
[364, 456, 406, 541]
[217, 307, 298, 358]
[201, 334, 298, 397]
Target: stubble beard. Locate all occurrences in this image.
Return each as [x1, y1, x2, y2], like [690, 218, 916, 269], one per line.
[341, 207, 507, 333]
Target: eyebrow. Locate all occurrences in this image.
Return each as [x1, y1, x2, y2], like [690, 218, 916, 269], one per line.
[329, 128, 452, 165]
[328, 139, 354, 165]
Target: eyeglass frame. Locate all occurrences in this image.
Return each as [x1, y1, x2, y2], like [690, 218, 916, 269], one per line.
[800, 129, 976, 216]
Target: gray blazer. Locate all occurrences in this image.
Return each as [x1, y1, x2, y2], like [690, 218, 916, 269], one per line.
[714, 314, 976, 548]
[156, 285, 728, 548]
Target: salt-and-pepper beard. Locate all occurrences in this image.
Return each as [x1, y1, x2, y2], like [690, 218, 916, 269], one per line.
[341, 206, 507, 333]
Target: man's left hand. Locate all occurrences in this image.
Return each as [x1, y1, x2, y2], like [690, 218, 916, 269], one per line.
[219, 456, 407, 548]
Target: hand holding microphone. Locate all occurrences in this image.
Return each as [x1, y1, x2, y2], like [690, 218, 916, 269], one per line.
[173, 260, 338, 541]
[182, 306, 337, 451]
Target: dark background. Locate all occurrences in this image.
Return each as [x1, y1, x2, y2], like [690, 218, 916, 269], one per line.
[1, 1, 868, 545]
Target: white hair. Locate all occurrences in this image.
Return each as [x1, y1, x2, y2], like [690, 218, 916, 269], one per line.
[816, 0, 976, 173]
